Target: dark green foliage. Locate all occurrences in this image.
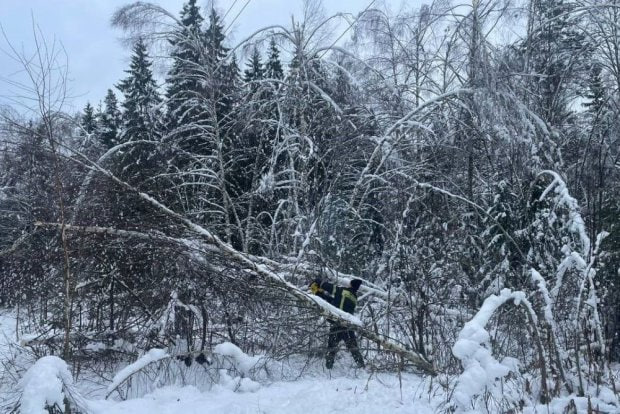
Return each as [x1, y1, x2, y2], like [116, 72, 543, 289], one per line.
[117, 38, 161, 143]
[165, 0, 206, 133]
[204, 8, 234, 116]
[244, 47, 264, 95]
[98, 89, 122, 149]
[583, 64, 606, 114]
[265, 38, 284, 80]
[81, 103, 96, 135]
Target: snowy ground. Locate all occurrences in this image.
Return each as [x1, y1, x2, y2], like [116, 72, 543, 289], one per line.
[1, 309, 440, 414]
[3, 308, 620, 413]
[88, 373, 436, 414]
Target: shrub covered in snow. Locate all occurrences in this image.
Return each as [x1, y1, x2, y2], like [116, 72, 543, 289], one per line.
[19, 356, 73, 414]
[452, 289, 526, 412]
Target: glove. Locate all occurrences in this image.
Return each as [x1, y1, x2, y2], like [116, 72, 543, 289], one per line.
[309, 280, 323, 295]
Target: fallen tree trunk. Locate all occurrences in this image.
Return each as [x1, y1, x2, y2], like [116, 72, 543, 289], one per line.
[37, 146, 437, 376]
[36, 222, 435, 376]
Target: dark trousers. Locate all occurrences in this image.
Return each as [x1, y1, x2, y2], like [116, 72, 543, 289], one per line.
[325, 324, 365, 368]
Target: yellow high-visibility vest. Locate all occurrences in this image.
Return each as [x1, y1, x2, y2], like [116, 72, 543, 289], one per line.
[340, 289, 357, 311]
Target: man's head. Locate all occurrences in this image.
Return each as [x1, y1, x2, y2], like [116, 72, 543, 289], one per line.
[350, 279, 362, 292]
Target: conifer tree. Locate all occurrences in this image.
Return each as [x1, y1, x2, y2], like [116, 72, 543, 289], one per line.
[165, 0, 205, 132]
[81, 102, 96, 135]
[583, 64, 606, 114]
[205, 8, 228, 68]
[98, 89, 122, 149]
[244, 47, 264, 95]
[524, 0, 590, 125]
[117, 38, 161, 143]
[226, 54, 242, 100]
[244, 48, 264, 82]
[265, 38, 283, 80]
[581, 63, 613, 238]
[204, 8, 236, 118]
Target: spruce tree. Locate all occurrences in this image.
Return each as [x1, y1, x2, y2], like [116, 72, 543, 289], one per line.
[265, 38, 283, 80]
[204, 8, 236, 118]
[226, 54, 242, 98]
[583, 64, 606, 114]
[117, 38, 161, 143]
[98, 89, 122, 149]
[81, 102, 96, 135]
[244, 47, 264, 95]
[205, 8, 228, 69]
[525, 0, 591, 125]
[165, 0, 206, 132]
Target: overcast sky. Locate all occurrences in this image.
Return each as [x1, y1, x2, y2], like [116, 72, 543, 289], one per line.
[0, 0, 409, 114]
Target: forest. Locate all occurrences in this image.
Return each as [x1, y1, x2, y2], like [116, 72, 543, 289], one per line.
[1, 0, 620, 412]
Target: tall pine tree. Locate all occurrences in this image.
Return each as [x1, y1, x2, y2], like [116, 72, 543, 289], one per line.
[244, 47, 264, 95]
[204, 8, 237, 119]
[98, 89, 122, 149]
[165, 0, 206, 133]
[265, 38, 283, 80]
[117, 38, 161, 143]
[81, 102, 96, 135]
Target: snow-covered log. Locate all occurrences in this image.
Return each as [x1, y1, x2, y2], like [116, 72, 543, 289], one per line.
[36, 148, 437, 375]
[39, 219, 435, 375]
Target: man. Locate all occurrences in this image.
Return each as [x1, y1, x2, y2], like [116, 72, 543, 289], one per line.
[309, 278, 365, 369]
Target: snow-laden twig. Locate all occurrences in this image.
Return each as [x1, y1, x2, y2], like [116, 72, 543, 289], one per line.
[0, 231, 35, 258]
[538, 170, 590, 255]
[70, 139, 159, 222]
[452, 288, 546, 411]
[552, 253, 585, 302]
[350, 89, 472, 209]
[106, 348, 168, 399]
[534, 171, 609, 394]
[413, 180, 527, 260]
[305, 81, 343, 114]
[213, 342, 264, 376]
[530, 270, 556, 329]
[573, 231, 609, 355]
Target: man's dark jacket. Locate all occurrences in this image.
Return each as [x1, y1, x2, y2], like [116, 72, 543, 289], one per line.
[316, 280, 358, 314]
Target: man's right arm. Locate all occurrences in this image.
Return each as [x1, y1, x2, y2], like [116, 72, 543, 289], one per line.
[310, 279, 336, 305]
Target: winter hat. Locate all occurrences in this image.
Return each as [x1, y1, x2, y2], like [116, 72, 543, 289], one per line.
[350, 279, 362, 291]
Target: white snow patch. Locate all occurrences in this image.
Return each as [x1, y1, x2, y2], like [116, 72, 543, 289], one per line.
[213, 342, 263, 375]
[84, 342, 107, 352]
[107, 348, 168, 395]
[452, 289, 528, 411]
[87, 373, 432, 414]
[216, 369, 261, 393]
[19, 356, 73, 414]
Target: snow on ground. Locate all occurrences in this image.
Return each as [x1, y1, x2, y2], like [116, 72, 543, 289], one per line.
[1, 305, 437, 414]
[3, 308, 620, 414]
[89, 372, 436, 414]
[0, 309, 24, 411]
